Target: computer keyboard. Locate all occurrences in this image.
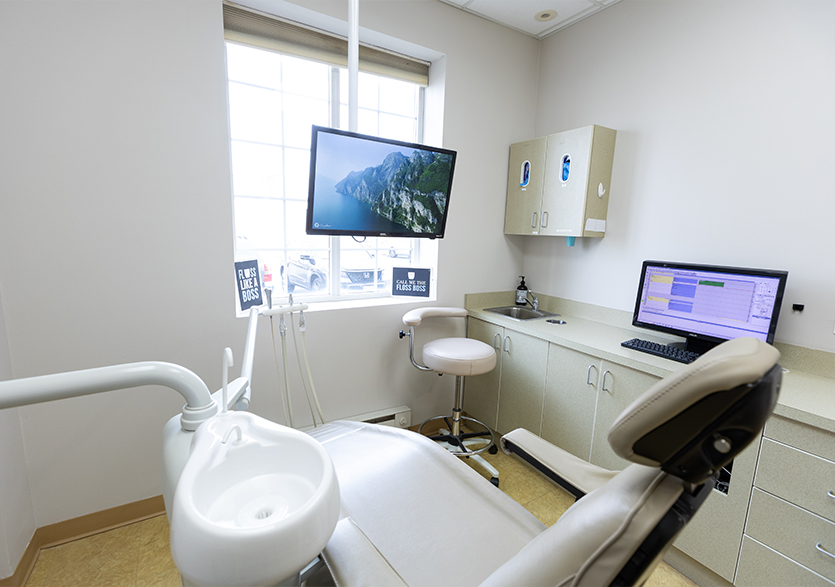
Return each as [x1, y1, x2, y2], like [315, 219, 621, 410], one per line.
[621, 338, 700, 364]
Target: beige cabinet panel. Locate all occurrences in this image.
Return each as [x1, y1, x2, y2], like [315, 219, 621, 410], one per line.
[463, 317, 503, 430]
[504, 125, 616, 238]
[765, 414, 835, 461]
[504, 137, 547, 235]
[541, 127, 593, 235]
[541, 344, 599, 461]
[756, 438, 835, 523]
[589, 360, 660, 472]
[746, 488, 835, 581]
[737, 536, 835, 587]
[496, 331, 549, 436]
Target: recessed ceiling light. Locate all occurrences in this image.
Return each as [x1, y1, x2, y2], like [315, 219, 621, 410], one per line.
[535, 9, 557, 22]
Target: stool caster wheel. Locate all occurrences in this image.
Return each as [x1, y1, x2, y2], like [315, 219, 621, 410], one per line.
[489, 444, 498, 455]
[490, 477, 499, 488]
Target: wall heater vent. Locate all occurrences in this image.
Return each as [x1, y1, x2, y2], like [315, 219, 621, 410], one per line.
[345, 405, 412, 429]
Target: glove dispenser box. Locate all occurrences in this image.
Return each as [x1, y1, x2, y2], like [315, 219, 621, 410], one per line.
[504, 125, 616, 239]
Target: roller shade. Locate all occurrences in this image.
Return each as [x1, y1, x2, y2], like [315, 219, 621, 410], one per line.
[223, 2, 430, 86]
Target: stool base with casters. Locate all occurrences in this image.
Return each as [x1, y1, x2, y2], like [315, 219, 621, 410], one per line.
[419, 413, 500, 486]
[400, 307, 501, 487]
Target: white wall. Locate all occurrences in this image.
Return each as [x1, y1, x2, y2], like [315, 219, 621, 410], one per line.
[0, 0, 238, 538]
[525, 0, 835, 352]
[0, 0, 538, 571]
[0, 285, 35, 579]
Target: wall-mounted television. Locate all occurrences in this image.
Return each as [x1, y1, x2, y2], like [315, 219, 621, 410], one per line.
[630, 260, 788, 355]
[306, 126, 457, 239]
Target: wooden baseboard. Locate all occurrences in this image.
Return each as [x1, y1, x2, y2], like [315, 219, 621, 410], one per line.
[0, 495, 165, 587]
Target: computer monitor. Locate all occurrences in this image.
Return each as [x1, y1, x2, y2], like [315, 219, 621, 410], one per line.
[631, 261, 788, 355]
[306, 126, 457, 239]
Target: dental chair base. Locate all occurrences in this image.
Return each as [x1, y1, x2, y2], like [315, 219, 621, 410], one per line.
[308, 337, 782, 587]
[309, 420, 701, 587]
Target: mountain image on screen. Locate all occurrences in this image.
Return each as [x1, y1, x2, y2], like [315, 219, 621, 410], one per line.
[333, 150, 452, 233]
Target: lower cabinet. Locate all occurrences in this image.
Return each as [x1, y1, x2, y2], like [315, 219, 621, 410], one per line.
[737, 536, 834, 587]
[463, 318, 503, 429]
[735, 415, 835, 585]
[465, 316, 835, 586]
[463, 317, 548, 435]
[541, 345, 599, 461]
[588, 359, 660, 471]
[540, 345, 660, 469]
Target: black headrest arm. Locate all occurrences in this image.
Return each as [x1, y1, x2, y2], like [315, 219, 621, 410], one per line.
[610, 475, 716, 586]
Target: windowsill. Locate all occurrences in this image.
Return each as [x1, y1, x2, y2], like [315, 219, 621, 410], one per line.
[237, 293, 436, 317]
[302, 294, 437, 313]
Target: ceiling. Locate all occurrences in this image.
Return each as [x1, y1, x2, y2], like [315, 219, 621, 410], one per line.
[437, 0, 622, 39]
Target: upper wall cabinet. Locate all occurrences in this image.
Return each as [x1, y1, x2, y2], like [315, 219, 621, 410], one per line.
[504, 125, 617, 238]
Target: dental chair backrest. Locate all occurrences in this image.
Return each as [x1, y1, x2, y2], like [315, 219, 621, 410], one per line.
[480, 337, 782, 587]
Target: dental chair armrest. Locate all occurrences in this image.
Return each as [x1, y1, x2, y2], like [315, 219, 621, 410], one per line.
[322, 518, 408, 587]
[402, 307, 468, 327]
[501, 429, 617, 498]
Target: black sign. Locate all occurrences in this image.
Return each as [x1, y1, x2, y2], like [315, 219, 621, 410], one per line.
[235, 260, 262, 311]
[392, 267, 430, 297]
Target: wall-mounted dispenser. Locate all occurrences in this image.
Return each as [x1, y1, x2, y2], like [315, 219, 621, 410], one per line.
[504, 125, 617, 241]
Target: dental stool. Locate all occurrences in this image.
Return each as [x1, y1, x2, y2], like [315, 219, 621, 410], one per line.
[398, 306, 501, 485]
[308, 337, 781, 586]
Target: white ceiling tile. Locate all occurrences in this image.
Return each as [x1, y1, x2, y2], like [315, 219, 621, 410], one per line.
[438, 0, 622, 39]
[466, 0, 596, 37]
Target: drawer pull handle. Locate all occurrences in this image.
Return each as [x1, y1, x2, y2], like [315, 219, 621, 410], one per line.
[816, 543, 835, 560]
[828, 490, 835, 500]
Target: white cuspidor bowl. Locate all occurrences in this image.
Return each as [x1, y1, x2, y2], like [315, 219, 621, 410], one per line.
[170, 411, 340, 587]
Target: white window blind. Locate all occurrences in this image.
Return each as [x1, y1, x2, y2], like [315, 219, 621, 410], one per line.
[223, 2, 430, 85]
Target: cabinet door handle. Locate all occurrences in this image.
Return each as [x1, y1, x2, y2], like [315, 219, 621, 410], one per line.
[531, 212, 538, 228]
[828, 490, 835, 500]
[601, 370, 613, 393]
[503, 335, 511, 353]
[816, 543, 835, 560]
[493, 333, 501, 350]
[586, 365, 598, 386]
[541, 211, 549, 228]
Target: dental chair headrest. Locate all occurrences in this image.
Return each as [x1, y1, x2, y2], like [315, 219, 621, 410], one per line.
[608, 337, 782, 485]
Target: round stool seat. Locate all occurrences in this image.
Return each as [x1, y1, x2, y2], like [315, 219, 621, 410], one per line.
[422, 338, 497, 377]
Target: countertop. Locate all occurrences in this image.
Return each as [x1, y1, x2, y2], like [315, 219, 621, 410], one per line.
[465, 292, 835, 435]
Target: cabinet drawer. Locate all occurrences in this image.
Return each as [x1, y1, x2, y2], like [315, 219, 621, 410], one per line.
[765, 415, 835, 461]
[746, 488, 835, 581]
[737, 536, 835, 586]
[756, 438, 835, 522]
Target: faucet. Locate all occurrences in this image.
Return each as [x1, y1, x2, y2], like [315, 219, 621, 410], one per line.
[525, 291, 539, 311]
[222, 425, 243, 445]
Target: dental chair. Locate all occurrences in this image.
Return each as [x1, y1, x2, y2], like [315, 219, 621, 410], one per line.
[308, 336, 781, 586]
[397, 306, 500, 485]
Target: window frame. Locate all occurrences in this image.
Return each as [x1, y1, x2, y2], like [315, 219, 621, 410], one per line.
[225, 38, 437, 313]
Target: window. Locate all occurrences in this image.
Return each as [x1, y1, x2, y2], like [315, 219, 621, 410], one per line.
[226, 37, 432, 308]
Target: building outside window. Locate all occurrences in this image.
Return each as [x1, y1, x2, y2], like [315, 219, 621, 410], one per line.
[226, 28, 432, 307]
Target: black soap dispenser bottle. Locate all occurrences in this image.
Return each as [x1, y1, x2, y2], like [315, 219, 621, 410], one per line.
[516, 276, 528, 306]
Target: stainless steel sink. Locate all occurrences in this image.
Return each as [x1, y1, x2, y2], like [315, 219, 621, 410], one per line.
[483, 306, 558, 320]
